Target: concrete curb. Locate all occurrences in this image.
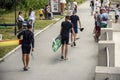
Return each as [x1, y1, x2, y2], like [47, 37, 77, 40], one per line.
[0, 23, 54, 62]
[113, 30, 120, 32]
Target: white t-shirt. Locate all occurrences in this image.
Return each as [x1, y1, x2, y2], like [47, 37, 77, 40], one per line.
[73, 1, 77, 6]
[115, 8, 120, 16]
[73, 1, 77, 9]
[29, 11, 35, 22]
[18, 15, 24, 22]
[60, 0, 66, 3]
[101, 13, 108, 24]
[95, 1, 100, 7]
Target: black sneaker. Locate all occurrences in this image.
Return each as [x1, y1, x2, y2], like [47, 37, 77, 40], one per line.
[61, 56, 64, 59]
[23, 67, 28, 71]
[74, 42, 76, 46]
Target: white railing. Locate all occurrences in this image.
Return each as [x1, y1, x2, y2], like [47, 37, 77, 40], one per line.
[95, 15, 119, 80]
[105, 47, 110, 67]
[105, 32, 109, 40]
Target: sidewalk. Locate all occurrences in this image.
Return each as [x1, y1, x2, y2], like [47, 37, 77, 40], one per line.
[0, 1, 98, 80]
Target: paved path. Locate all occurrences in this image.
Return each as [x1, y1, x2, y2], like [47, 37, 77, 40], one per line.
[0, 1, 98, 80]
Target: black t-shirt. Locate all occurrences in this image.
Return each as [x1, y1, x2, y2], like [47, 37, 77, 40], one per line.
[61, 21, 73, 38]
[17, 30, 34, 48]
[101, 0, 103, 4]
[90, 0, 94, 6]
[70, 15, 79, 27]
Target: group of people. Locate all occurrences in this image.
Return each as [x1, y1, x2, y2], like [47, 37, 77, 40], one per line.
[60, 8, 83, 60]
[91, 0, 120, 42]
[17, 0, 80, 71]
[90, 0, 111, 16]
[17, 8, 35, 32]
[16, 0, 119, 71]
[91, 0, 109, 42]
[39, 3, 54, 20]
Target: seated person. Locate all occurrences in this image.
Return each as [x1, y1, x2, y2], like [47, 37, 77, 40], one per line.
[44, 4, 53, 19]
[17, 11, 24, 31]
[38, 8, 44, 20]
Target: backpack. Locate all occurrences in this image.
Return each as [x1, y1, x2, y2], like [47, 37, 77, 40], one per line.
[102, 14, 108, 21]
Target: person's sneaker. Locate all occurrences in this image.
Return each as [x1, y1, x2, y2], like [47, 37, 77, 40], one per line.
[75, 37, 80, 40]
[73, 42, 76, 46]
[61, 56, 64, 59]
[71, 44, 73, 47]
[23, 67, 28, 71]
[64, 58, 68, 60]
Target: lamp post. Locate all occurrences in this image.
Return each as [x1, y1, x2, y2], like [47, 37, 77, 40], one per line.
[14, 0, 17, 35]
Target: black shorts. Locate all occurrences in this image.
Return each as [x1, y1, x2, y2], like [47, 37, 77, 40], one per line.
[40, 14, 43, 17]
[61, 37, 69, 44]
[22, 45, 31, 54]
[115, 15, 119, 20]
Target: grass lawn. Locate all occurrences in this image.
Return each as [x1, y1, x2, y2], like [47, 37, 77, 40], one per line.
[0, 10, 64, 58]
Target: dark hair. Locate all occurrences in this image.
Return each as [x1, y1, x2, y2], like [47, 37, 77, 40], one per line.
[116, 4, 119, 7]
[65, 16, 69, 19]
[29, 8, 33, 16]
[18, 11, 22, 15]
[27, 24, 32, 29]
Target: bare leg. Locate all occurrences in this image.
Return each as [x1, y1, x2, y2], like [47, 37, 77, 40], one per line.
[61, 44, 64, 59]
[22, 54, 26, 68]
[95, 31, 100, 42]
[65, 44, 68, 60]
[26, 54, 30, 68]
[73, 33, 77, 46]
[71, 33, 74, 46]
[61, 3, 65, 15]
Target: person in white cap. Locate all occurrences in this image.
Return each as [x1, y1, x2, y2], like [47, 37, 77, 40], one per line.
[73, 0, 78, 13]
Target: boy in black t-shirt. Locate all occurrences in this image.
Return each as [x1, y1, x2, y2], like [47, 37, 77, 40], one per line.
[70, 11, 82, 46]
[17, 24, 34, 71]
[60, 16, 75, 60]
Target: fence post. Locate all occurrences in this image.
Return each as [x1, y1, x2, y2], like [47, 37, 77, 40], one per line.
[98, 41, 115, 67]
[100, 28, 113, 40]
[0, 34, 2, 40]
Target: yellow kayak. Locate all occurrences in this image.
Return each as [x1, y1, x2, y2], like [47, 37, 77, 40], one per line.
[0, 39, 22, 47]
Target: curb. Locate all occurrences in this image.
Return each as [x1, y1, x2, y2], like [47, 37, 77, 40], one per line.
[0, 23, 54, 62]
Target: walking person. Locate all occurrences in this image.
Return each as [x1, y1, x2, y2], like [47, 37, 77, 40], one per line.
[90, 0, 94, 15]
[70, 11, 82, 46]
[100, 0, 103, 7]
[60, 16, 75, 60]
[95, 0, 100, 10]
[28, 8, 35, 32]
[93, 10, 101, 42]
[114, 4, 120, 23]
[73, 0, 78, 13]
[60, 0, 66, 15]
[17, 24, 34, 71]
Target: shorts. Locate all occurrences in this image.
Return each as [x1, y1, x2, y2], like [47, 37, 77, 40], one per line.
[22, 45, 31, 54]
[48, 13, 51, 17]
[100, 23, 107, 28]
[115, 15, 119, 20]
[91, 6, 94, 12]
[61, 37, 69, 44]
[95, 21, 97, 27]
[96, 26, 101, 33]
[71, 27, 78, 33]
[40, 14, 43, 17]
